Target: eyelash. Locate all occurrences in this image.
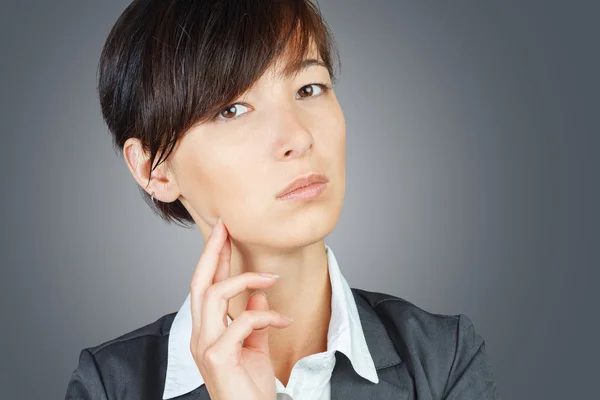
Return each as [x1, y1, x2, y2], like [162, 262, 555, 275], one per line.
[212, 82, 333, 122]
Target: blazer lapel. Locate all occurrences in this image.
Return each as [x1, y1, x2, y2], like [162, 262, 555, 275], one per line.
[329, 289, 409, 399]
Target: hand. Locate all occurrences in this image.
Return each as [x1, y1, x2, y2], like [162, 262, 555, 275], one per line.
[189, 218, 294, 400]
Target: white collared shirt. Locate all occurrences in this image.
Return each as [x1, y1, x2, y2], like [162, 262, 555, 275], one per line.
[162, 244, 379, 400]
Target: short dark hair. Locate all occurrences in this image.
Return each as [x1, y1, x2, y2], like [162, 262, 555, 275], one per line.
[98, 0, 341, 227]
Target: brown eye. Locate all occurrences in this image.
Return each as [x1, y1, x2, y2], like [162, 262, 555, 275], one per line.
[297, 83, 327, 99]
[298, 84, 317, 98]
[216, 104, 250, 120]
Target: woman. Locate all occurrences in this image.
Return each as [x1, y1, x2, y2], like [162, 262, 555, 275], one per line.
[65, 0, 500, 399]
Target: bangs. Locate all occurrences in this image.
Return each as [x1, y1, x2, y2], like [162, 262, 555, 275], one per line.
[174, 0, 341, 124]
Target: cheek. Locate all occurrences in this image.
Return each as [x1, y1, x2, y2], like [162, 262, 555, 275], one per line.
[175, 146, 249, 213]
[329, 112, 347, 198]
[208, 156, 272, 234]
[217, 185, 275, 245]
[172, 134, 271, 237]
[309, 109, 346, 205]
[320, 99, 345, 142]
[318, 110, 346, 167]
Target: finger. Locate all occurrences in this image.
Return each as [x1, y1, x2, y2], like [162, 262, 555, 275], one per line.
[214, 235, 232, 327]
[241, 292, 277, 397]
[241, 291, 271, 353]
[200, 272, 280, 347]
[213, 234, 231, 285]
[210, 309, 293, 358]
[190, 218, 228, 341]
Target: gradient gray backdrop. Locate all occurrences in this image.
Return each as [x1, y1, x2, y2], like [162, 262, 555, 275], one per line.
[1, 1, 598, 399]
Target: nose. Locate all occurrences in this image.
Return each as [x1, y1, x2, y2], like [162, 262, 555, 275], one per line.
[274, 105, 315, 160]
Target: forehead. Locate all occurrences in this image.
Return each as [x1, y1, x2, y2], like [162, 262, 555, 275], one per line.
[265, 40, 326, 80]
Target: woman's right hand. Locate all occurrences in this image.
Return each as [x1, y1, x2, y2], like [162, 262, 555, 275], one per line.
[189, 218, 294, 400]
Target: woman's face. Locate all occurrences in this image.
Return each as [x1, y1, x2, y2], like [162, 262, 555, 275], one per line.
[165, 49, 345, 249]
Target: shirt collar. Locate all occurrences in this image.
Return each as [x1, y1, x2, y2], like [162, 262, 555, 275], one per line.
[162, 244, 379, 399]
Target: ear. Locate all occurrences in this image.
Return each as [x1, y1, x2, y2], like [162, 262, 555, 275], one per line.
[122, 138, 180, 203]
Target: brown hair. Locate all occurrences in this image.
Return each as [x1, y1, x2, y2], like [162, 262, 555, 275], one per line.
[97, 0, 341, 227]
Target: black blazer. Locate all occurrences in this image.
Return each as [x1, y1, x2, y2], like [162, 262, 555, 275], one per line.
[65, 288, 501, 399]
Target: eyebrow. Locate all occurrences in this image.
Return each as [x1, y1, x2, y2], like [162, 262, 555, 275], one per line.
[282, 58, 328, 78]
[227, 58, 329, 105]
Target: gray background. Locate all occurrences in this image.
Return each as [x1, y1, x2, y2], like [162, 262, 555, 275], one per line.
[1, 1, 598, 399]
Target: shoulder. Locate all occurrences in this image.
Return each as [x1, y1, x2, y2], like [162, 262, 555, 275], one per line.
[351, 287, 480, 348]
[65, 312, 177, 399]
[352, 288, 499, 399]
[82, 311, 177, 371]
[86, 311, 177, 356]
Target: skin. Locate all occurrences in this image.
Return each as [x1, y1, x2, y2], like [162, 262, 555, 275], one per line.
[123, 43, 346, 389]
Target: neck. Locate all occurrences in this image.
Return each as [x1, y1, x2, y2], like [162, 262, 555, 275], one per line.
[226, 238, 332, 378]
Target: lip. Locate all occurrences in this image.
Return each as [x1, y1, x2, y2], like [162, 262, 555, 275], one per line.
[276, 172, 329, 200]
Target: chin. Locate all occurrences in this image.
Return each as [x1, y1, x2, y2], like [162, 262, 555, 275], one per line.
[232, 186, 344, 249]
[268, 203, 342, 249]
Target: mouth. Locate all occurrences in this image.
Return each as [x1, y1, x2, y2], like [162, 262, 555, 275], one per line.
[276, 172, 329, 200]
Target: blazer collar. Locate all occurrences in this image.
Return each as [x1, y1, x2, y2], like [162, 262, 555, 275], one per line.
[162, 244, 386, 399]
[330, 288, 407, 399]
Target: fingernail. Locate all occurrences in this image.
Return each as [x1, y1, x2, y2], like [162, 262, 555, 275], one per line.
[282, 314, 294, 322]
[259, 272, 280, 279]
[250, 290, 267, 299]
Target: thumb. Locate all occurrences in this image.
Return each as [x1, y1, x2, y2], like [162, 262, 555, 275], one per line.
[242, 290, 270, 356]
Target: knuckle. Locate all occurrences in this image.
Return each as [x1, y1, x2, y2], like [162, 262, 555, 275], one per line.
[246, 309, 268, 323]
[204, 284, 219, 299]
[189, 336, 202, 357]
[237, 310, 255, 324]
[202, 347, 221, 367]
[243, 271, 257, 279]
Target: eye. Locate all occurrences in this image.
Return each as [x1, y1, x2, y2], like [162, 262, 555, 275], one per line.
[212, 82, 333, 123]
[215, 103, 251, 121]
[296, 83, 332, 99]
